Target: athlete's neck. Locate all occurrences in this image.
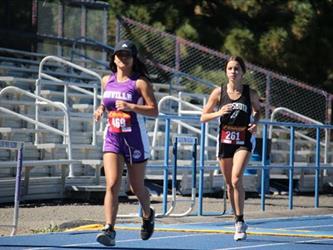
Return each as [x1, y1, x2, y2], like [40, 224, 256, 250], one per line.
[227, 82, 242, 93]
[116, 69, 133, 82]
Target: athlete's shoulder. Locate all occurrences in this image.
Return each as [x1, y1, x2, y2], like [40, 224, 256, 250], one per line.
[101, 74, 113, 89]
[212, 86, 222, 96]
[136, 75, 152, 88]
[102, 75, 110, 83]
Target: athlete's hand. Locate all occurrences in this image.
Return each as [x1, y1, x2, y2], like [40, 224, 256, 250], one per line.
[248, 123, 257, 134]
[94, 106, 104, 121]
[115, 100, 132, 111]
[218, 104, 233, 116]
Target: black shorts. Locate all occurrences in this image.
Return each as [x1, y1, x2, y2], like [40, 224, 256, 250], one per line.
[218, 141, 253, 159]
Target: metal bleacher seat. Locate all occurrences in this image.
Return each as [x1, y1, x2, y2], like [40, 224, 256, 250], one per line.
[0, 50, 127, 203]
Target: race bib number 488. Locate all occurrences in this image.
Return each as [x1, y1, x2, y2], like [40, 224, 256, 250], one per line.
[108, 111, 132, 133]
[221, 127, 245, 145]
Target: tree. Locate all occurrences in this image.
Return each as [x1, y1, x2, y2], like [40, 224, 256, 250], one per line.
[106, 0, 333, 93]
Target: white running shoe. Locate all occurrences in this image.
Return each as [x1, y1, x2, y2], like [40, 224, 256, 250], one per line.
[234, 221, 248, 241]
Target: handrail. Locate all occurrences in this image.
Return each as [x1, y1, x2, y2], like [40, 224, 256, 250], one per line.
[156, 115, 333, 215]
[39, 75, 102, 99]
[0, 140, 23, 236]
[165, 136, 197, 217]
[37, 55, 101, 87]
[0, 86, 74, 176]
[151, 95, 217, 159]
[36, 56, 102, 146]
[270, 107, 329, 164]
[257, 120, 333, 210]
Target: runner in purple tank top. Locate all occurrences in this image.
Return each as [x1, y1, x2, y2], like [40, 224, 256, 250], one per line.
[94, 40, 158, 246]
[102, 73, 150, 162]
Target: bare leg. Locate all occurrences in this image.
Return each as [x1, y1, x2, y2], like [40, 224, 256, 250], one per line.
[219, 158, 235, 212]
[127, 161, 151, 218]
[231, 149, 251, 216]
[103, 153, 124, 226]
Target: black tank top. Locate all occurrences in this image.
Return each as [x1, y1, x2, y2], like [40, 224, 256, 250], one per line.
[219, 84, 252, 128]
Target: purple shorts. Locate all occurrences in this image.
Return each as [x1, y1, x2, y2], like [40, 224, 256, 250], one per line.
[103, 126, 150, 164]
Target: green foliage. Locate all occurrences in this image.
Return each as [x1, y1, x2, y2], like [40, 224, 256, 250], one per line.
[127, 5, 151, 24]
[288, 1, 315, 40]
[226, 0, 263, 18]
[259, 27, 288, 61]
[106, 0, 333, 93]
[224, 28, 255, 60]
[152, 22, 166, 32]
[176, 20, 199, 41]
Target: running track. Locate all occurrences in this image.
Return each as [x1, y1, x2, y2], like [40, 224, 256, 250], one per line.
[1, 215, 333, 249]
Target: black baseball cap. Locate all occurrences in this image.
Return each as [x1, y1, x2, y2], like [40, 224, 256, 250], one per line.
[113, 40, 138, 57]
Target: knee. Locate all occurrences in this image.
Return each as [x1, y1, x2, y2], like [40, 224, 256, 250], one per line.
[231, 177, 241, 190]
[105, 180, 120, 193]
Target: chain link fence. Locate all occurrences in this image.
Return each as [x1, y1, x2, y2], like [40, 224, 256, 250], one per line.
[116, 17, 332, 124]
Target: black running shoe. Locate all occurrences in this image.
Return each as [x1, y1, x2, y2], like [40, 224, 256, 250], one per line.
[140, 208, 155, 240]
[96, 225, 116, 246]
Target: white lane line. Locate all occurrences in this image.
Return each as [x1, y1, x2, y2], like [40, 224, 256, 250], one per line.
[213, 238, 333, 250]
[277, 224, 333, 230]
[25, 233, 216, 249]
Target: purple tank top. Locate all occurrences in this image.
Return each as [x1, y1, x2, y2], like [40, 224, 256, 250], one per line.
[102, 73, 143, 127]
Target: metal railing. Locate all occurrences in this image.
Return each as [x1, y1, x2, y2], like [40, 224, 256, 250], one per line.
[258, 120, 333, 210]
[151, 95, 217, 160]
[270, 107, 330, 164]
[150, 115, 333, 216]
[0, 86, 74, 174]
[36, 55, 102, 146]
[0, 140, 23, 236]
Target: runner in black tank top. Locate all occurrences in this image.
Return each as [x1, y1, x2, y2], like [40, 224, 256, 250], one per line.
[201, 56, 261, 241]
[218, 84, 253, 158]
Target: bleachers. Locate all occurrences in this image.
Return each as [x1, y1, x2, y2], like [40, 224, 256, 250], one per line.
[0, 49, 114, 202]
[1, 42, 332, 203]
[0, 47, 204, 202]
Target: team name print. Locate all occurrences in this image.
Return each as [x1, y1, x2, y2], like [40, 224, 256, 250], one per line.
[231, 102, 248, 113]
[104, 91, 132, 101]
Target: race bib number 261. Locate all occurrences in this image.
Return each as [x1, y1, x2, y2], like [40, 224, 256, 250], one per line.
[221, 128, 245, 145]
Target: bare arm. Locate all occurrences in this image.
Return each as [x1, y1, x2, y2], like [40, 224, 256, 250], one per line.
[248, 89, 261, 133]
[115, 77, 158, 117]
[101, 75, 109, 90]
[200, 87, 232, 123]
[93, 75, 109, 121]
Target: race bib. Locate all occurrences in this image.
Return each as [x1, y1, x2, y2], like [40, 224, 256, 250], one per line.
[108, 111, 132, 133]
[220, 126, 246, 145]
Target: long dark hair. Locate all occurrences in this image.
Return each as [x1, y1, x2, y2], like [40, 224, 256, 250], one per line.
[224, 56, 246, 74]
[109, 54, 150, 80]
